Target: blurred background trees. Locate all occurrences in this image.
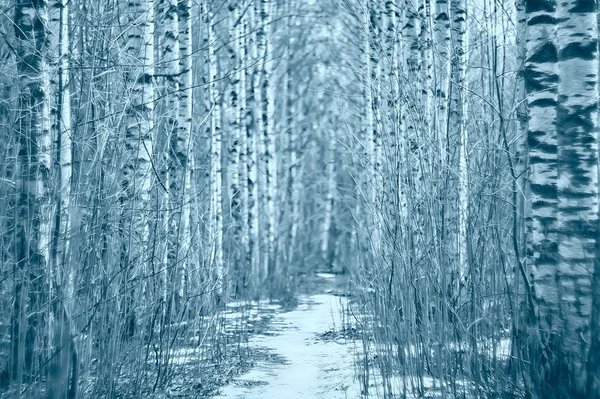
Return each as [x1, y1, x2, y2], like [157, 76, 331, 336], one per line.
[0, 0, 598, 397]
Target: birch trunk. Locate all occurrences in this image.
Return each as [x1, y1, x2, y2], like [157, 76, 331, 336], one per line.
[228, 1, 242, 291]
[554, 0, 598, 394]
[248, 1, 261, 287]
[255, 0, 276, 282]
[119, 0, 155, 337]
[321, 121, 336, 268]
[48, 0, 73, 302]
[286, 75, 301, 269]
[421, 0, 433, 140]
[156, 0, 179, 319]
[174, 0, 192, 301]
[13, 0, 52, 384]
[238, 4, 251, 291]
[48, 1, 77, 396]
[524, 0, 559, 393]
[433, 0, 450, 164]
[384, 0, 399, 193]
[362, 0, 379, 254]
[263, 0, 277, 281]
[203, 1, 224, 294]
[449, 0, 468, 283]
[371, 4, 384, 255]
[515, 0, 528, 268]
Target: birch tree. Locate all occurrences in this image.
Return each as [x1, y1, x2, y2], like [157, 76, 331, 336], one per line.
[524, 0, 560, 392]
[173, 0, 193, 304]
[2, 0, 599, 397]
[444, 0, 468, 288]
[433, 0, 451, 161]
[553, 0, 597, 394]
[361, 0, 380, 256]
[451, 0, 468, 284]
[12, 0, 53, 386]
[238, 1, 251, 292]
[118, 0, 156, 337]
[524, 0, 600, 396]
[201, 1, 224, 295]
[227, 0, 243, 293]
[47, 1, 78, 396]
[255, 0, 277, 282]
[246, 1, 261, 289]
[155, 0, 180, 325]
[321, 114, 337, 267]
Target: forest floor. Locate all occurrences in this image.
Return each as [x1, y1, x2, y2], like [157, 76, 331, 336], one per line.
[150, 271, 368, 399]
[209, 273, 364, 399]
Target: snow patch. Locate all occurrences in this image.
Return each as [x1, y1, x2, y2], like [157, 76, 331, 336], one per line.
[213, 294, 361, 398]
[316, 272, 337, 279]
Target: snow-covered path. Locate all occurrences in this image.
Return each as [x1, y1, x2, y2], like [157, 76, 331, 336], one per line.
[213, 292, 366, 399]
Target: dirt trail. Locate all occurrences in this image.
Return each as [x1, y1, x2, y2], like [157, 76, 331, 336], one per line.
[213, 275, 366, 399]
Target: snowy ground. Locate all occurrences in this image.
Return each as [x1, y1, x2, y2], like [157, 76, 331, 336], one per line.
[203, 272, 512, 399]
[212, 291, 367, 399]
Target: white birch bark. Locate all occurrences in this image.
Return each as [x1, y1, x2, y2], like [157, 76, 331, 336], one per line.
[371, 5, 384, 255]
[263, 0, 277, 280]
[228, 1, 243, 290]
[449, 0, 468, 282]
[174, 0, 192, 300]
[363, 0, 373, 202]
[286, 70, 301, 268]
[203, 1, 224, 294]
[362, 0, 380, 253]
[515, 0, 528, 268]
[255, 0, 276, 281]
[48, 0, 73, 298]
[118, 0, 155, 336]
[421, 0, 433, 141]
[13, 0, 52, 384]
[156, 0, 179, 315]
[47, 2, 77, 395]
[524, 0, 559, 393]
[433, 0, 451, 164]
[554, 0, 598, 393]
[321, 121, 336, 267]
[238, 4, 251, 289]
[248, 1, 261, 286]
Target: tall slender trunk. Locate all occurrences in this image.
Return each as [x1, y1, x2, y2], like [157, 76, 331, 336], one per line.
[48, 0, 73, 304]
[48, 1, 78, 396]
[433, 0, 451, 166]
[255, 0, 276, 282]
[449, 0, 468, 283]
[285, 71, 300, 269]
[203, 1, 224, 295]
[384, 0, 402, 225]
[119, 0, 155, 337]
[512, 0, 531, 388]
[321, 119, 336, 268]
[228, 1, 242, 292]
[175, 0, 192, 302]
[13, 0, 52, 385]
[421, 0, 433, 144]
[238, 3, 250, 292]
[246, 1, 260, 290]
[156, 0, 179, 324]
[263, 0, 277, 281]
[362, 0, 379, 256]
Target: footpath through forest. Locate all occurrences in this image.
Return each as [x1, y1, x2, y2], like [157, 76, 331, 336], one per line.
[211, 273, 370, 399]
